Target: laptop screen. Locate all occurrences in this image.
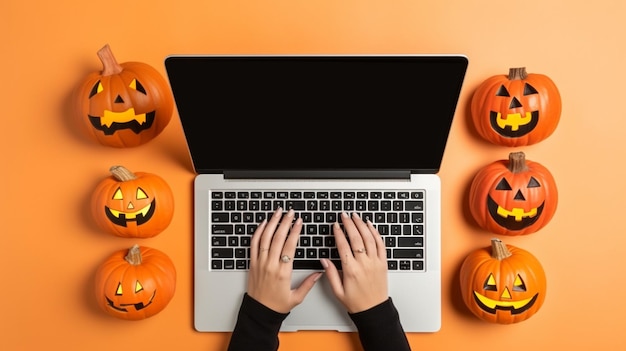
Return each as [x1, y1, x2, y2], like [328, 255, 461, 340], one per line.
[165, 55, 468, 174]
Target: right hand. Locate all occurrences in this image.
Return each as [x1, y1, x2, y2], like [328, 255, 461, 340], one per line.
[321, 212, 389, 313]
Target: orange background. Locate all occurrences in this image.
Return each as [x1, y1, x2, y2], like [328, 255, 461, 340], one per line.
[3, 1, 625, 350]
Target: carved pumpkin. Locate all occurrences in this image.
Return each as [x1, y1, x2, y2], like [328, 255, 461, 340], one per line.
[91, 165, 174, 238]
[74, 44, 173, 147]
[469, 152, 557, 236]
[460, 238, 546, 324]
[471, 67, 561, 147]
[95, 245, 176, 320]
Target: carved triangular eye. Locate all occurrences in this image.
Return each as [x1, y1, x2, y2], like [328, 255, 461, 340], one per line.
[116, 282, 123, 295]
[496, 178, 512, 190]
[113, 187, 124, 200]
[483, 273, 497, 291]
[129, 78, 147, 94]
[496, 85, 510, 97]
[89, 80, 103, 98]
[524, 83, 538, 95]
[513, 275, 527, 292]
[136, 187, 149, 200]
[135, 280, 144, 293]
[528, 176, 541, 188]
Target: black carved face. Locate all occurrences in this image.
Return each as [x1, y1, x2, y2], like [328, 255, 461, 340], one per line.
[489, 83, 539, 138]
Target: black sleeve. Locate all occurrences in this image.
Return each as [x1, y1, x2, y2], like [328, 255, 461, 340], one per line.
[349, 298, 412, 351]
[227, 293, 289, 351]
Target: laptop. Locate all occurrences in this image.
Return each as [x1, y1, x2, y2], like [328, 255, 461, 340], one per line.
[164, 54, 468, 333]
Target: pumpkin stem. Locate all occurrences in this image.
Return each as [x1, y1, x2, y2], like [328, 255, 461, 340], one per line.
[97, 44, 124, 76]
[125, 245, 143, 265]
[508, 67, 528, 80]
[491, 238, 512, 260]
[109, 165, 137, 182]
[507, 152, 529, 173]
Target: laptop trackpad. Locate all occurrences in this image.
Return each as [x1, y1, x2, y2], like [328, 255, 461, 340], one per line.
[281, 272, 355, 332]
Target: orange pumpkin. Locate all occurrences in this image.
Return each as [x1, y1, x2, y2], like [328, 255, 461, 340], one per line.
[74, 44, 173, 147]
[471, 67, 561, 147]
[95, 245, 176, 320]
[460, 238, 546, 324]
[469, 152, 557, 236]
[91, 165, 174, 238]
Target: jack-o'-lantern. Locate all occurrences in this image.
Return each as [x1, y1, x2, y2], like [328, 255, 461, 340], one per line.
[91, 165, 174, 238]
[460, 238, 546, 324]
[469, 152, 557, 236]
[95, 245, 176, 320]
[74, 44, 173, 147]
[471, 67, 561, 147]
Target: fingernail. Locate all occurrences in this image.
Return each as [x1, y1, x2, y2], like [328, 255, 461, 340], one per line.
[333, 222, 340, 229]
[320, 258, 329, 268]
[287, 208, 295, 217]
[314, 272, 324, 281]
[341, 211, 349, 219]
[352, 212, 361, 219]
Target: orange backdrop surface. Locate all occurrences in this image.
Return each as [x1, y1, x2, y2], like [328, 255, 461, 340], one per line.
[3, 0, 626, 350]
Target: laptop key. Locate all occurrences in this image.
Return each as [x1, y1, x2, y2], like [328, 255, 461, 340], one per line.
[393, 249, 424, 259]
[293, 260, 323, 270]
[212, 213, 229, 222]
[212, 224, 233, 234]
[212, 236, 227, 246]
[212, 248, 234, 258]
[398, 237, 423, 247]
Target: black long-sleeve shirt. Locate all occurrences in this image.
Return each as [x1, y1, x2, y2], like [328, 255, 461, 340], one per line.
[227, 294, 411, 351]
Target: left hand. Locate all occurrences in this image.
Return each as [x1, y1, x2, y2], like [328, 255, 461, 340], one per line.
[247, 207, 323, 313]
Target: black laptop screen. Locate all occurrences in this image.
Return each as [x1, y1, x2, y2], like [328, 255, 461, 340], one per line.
[165, 55, 468, 174]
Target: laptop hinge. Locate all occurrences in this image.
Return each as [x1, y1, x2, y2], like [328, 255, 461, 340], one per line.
[223, 170, 412, 180]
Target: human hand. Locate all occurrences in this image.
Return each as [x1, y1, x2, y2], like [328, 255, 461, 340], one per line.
[247, 207, 323, 313]
[321, 212, 389, 313]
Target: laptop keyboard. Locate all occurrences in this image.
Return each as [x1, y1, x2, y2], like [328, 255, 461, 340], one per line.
[209, 190, 426, 272]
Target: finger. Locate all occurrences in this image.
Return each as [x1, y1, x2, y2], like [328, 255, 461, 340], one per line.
[259, 207, 283, 256]
[282, 217, 303, 261]
[340, 212, 365, 255]
[351, 212, 376, 256]
[333, 221, 352, 259]
[269, 208, 295, 258]
[367, 219, 387, 259]
[249, 219, 268, 263]
[291, 272, 323, 305]
[320, 258, 345, 301]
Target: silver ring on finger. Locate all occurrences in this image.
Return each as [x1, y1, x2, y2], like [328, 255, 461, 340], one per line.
[280, 255, 291, 263]
[352, 247, 366, 254]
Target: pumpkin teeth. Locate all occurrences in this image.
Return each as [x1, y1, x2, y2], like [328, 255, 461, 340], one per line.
[108, 202, 152, 220]
[496, 111, 533, 131]
[496, 206, 537, 221]
[104, 200, 156, 227]
[473, 291, 537, 311]
[105, 290, 156, 312]
[102, 108, 147, 127]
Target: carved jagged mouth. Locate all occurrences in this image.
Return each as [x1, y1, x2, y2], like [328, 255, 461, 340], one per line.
[88, 109, 155, 135]
[104, 200, 156, 227]
[473, 291, 538, 315]
[487, 196, 543, 231]
[490, 110, 539, 138]
[105, 291, 156, 312]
